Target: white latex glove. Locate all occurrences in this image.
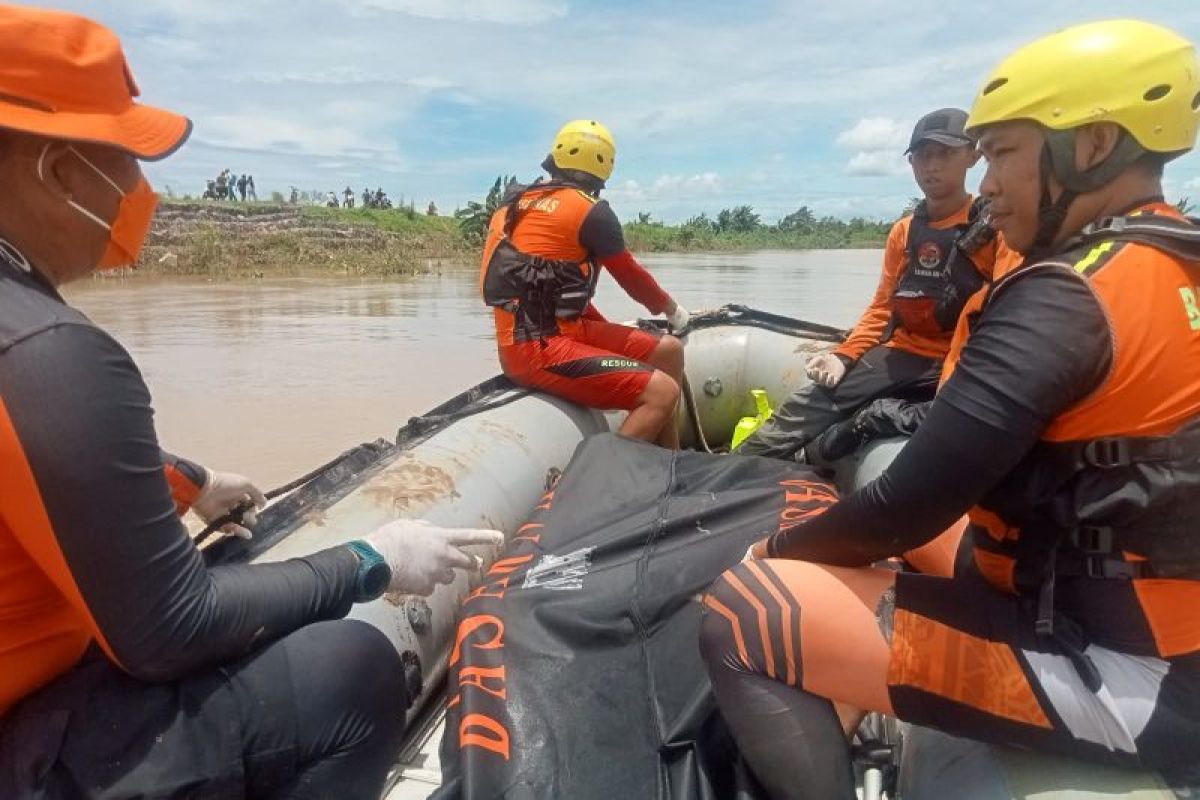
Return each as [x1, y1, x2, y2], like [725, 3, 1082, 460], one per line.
[365, 519, 505, 596]
[805, 353, 848, 388]
[665, 302, 691, 334]
[193, 469, 267, 539]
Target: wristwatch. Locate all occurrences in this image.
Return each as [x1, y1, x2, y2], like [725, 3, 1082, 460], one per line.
[347, 540, 392, 603]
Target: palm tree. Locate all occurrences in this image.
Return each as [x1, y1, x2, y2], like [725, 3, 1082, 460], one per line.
[682, 213, 715, 232]
[456, 176, 517, 244]
[716, 205, 760, 233]
[779, 205, 816, 233]
[1176, 196, 1195, 216]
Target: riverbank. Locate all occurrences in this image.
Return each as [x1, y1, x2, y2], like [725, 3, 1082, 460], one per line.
[141, 201, 470, 277]
[137, 200, 889, 277]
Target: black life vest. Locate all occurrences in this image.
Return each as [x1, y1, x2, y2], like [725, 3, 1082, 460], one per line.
[890, 198, 993, 337]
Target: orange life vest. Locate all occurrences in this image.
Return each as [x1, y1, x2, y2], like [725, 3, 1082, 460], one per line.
[943, 204, 1200, 659]
[480, 182, 601, 345]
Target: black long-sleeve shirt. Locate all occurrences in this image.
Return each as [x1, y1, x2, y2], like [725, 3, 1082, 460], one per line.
[766, 264, 1113, 562]
[0, 259, 358, 712]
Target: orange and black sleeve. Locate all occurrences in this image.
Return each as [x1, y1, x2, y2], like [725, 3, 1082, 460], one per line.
[0, 322, 361, 683]
[833, 218, 910, 362]
[161, 450, 206, 515]
[580, 201, 672, 314]
[768, 267, 1111, 562]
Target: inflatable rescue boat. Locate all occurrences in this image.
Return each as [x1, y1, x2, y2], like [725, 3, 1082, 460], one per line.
[204, 306, 1176, 800]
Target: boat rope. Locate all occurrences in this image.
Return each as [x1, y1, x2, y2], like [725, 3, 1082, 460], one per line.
[680, 372, 712, 453]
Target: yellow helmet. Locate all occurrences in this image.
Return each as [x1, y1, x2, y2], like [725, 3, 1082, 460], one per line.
[966, 19, 1200, 155]
[549, 119, 616, 183]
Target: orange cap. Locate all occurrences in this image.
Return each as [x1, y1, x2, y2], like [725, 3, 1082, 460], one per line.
[0, 4, 191, 160]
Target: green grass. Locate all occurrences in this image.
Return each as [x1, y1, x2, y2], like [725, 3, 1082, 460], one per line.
[623, 223, 888, 253]
[149, 200, 889, 278]
[143, 201, 470, 276]
[160, 199, 463, 235]
[297, 204, 464, 236]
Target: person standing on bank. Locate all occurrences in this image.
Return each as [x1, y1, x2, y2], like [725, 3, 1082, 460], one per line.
[0, 6, 501, 798]
[738, 108, 1017, 461]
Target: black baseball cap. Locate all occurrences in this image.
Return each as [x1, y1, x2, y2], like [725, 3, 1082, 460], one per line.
[905, 108, 972, 154]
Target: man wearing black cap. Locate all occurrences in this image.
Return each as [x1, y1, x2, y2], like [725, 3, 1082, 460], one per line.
[739, 107, 1017, 462]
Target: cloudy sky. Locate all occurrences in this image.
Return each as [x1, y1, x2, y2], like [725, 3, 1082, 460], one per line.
[41, 0, 1200, 222]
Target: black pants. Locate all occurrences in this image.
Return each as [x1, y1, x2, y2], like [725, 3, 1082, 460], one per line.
[0, 620, 407, 800]
[737, 345, 941, 461]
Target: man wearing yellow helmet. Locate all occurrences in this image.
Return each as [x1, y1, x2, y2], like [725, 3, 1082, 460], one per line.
[480, 120, 690, 446]
[698, 20, 1200, 798]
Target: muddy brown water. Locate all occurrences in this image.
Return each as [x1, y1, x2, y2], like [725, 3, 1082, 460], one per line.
[63, 250, 880, 488]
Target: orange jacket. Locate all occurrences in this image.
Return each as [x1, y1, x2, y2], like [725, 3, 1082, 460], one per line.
[481, 184, 599, 347]
[835, 196, 1020, 362]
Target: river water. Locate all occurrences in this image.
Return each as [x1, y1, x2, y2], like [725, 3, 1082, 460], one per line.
[64, 250, 881, 488]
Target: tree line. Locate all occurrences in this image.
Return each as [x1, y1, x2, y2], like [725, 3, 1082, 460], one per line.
[453, 176, 893, 251]
[625, 204, 892, 251]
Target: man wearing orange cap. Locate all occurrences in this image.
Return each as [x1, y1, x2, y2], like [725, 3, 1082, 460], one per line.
[0, 6, 501, 797]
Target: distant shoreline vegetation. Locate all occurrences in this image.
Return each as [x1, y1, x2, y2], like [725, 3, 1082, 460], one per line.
[136, 191, 1196, 277]
[455, 177, 894, 252]
[143, 193, 892, 281]
[623, 207, 890, 252]
[139, 200, 469, 277]
[625, 196, 1197, 252]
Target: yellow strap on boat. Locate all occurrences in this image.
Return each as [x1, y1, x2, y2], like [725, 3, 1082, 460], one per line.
[730, 389, 773, 450]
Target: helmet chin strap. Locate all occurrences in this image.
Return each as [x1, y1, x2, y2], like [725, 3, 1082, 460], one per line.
[1033, 128, 1148, 251]
[1032, 145, 1076, 252]
[541, 155, 604, 196]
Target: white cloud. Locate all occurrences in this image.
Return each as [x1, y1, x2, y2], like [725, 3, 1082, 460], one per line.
[836, 116, 910, 178]
[232, 66, 456, 92]
[199, 114, 387, 159]
[48, 0, 1200, 220]
[346, 0, 567, 24]
[651, 173, 722, 193]
[808, 194, 910, 220]
[606, 174, 722, 209]
[835, 117, 909, 152]
[604, 179, 645, 204]
[845, 151, 909, 177]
